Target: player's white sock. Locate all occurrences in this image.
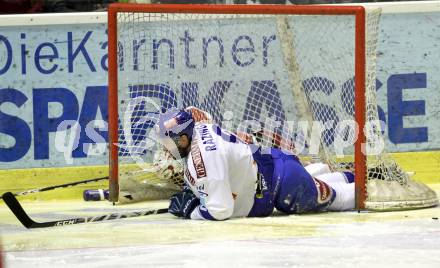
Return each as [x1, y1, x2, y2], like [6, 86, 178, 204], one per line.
[316, 172, 354, 184]
[304, 163, 331, 177]
[327, 182, 355, 211]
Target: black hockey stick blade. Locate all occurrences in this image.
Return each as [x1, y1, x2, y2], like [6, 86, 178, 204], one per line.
[2, 192, 168, 229]
[2, 192, 35, 228]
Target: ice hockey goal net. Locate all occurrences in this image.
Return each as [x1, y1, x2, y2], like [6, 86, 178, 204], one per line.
[107, 3, 438, 210]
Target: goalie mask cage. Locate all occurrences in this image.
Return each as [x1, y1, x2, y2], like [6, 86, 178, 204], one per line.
[107, 4, 438, 210]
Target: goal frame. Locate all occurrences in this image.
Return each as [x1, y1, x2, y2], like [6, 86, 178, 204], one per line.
[107, 3, 368, 209]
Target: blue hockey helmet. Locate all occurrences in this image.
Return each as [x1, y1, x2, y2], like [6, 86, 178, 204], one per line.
[158, 108, 194, 139]
[155, 108, 195, 158]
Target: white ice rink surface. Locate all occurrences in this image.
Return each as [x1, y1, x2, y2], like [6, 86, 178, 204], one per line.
[1, 186, 440, 268]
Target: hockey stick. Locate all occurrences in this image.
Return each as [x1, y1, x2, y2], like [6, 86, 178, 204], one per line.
[0, 177, 109, 199]
[1, 192, 168, 229]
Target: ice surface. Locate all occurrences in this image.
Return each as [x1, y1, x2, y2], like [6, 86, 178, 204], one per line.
[1, 186, 440, 268]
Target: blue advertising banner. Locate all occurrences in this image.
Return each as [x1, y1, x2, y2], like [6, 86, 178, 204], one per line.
[0, 4, 440, 169]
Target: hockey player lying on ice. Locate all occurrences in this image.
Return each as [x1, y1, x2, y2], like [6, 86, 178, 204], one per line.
[155, 107, 355, 220]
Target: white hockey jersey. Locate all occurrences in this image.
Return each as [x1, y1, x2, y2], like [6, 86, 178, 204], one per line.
[184, 123, 258, 220]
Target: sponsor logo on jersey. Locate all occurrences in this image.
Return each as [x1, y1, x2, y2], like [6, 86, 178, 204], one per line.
[191, 137, 207, 178]
[184, 168, 196, 186]
[313, 177, 333, 204]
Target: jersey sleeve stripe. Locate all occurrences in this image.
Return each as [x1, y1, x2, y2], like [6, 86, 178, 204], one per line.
[198, 206, 218, 221]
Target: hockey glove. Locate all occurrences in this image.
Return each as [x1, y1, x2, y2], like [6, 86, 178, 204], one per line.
[168, 190, 200, 219]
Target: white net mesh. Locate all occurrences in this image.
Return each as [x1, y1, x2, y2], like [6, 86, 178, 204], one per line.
[112, 6, 438, 209]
